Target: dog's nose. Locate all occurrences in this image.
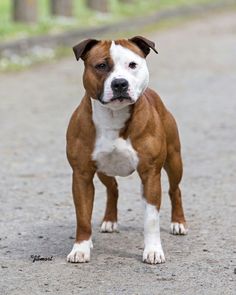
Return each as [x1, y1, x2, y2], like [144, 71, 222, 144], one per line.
[111, 78, 129, 94]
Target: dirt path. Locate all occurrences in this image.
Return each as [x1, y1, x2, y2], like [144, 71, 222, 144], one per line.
[0, 9, 236, 295]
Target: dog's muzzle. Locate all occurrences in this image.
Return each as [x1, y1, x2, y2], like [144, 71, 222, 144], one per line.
[110, 78, 132, 102]
[98, 78, 134, 106]
[111, 78, 129, 95]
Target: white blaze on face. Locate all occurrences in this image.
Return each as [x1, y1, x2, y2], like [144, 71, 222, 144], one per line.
[102, 41, 149, 107]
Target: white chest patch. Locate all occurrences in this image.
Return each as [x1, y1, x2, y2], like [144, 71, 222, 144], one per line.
[91, 99, 138, 177]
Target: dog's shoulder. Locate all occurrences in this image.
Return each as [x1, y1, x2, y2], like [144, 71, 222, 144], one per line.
[143, 87, 168, 117]
[66, 95, 96, 167]
[67, 95, 93, 136]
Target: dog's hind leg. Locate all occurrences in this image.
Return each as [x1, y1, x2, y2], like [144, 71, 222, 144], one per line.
[164, 147, 187, 235]
[97, 172, 119, 233]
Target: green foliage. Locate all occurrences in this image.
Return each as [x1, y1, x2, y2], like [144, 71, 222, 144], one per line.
[0, 0, 96, 41]
[0, 0, 214, 41]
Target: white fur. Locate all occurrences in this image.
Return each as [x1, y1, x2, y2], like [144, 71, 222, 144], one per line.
[101, 41, 149, 109]
[67, 238, 93, 263]
[101, 221, 119, 233]
[143, 201, 165, 264]
[91, 99, 138, 177]
[170, 222, 187, 235]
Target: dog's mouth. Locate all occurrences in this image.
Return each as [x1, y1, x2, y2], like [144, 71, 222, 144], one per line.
[110, 95, 133, 103]
[97, 93, 134, 107]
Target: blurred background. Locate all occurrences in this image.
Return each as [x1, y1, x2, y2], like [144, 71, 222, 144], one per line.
[0, 0, 227, 70]
[0, 0, 218, 36]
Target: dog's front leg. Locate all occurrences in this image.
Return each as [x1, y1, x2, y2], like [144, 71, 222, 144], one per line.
[67, 169, 95, 263]
[139, 170, 165, 264]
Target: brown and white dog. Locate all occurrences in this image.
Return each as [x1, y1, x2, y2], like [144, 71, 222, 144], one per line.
[66, 36, 187, 264]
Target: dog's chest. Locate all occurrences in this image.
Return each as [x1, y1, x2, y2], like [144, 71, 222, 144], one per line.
[91, 101, 138, 177]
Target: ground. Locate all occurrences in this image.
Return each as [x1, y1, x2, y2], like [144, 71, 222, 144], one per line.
[0, 9, 236, 295]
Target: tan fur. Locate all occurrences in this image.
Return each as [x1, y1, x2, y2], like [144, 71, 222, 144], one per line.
[66, 39, 186, 245]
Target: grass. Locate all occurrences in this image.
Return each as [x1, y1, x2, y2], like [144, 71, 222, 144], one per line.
[0, 0, 216, 42]
[0, 0, 219, 72]
[0, 0, 94, 41]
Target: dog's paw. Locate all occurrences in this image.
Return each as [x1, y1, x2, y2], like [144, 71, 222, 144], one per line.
[170, 222, 188, 235]
[100, 221, 119, 233]
[67, 239, 93, 263]
[143, 245, 165, 264]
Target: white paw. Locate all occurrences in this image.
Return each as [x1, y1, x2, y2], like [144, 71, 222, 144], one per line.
[67, 239, 93, 263]
[143, 245, 165, 264]
[100, 221, 119, 233]
[170, 222, 188, 235]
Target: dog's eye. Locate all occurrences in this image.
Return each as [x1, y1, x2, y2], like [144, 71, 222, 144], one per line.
[129, 62, 137, 69]
[95, 63, 107, 70]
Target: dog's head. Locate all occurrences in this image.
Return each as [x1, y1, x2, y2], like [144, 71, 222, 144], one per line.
[73, 36, 158, 110]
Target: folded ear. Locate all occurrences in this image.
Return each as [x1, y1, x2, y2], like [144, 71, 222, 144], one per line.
[73, 39, 99, 61]
[128, 36, 158, 57]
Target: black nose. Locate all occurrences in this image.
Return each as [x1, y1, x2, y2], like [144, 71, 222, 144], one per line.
[111, 78, 129, 94]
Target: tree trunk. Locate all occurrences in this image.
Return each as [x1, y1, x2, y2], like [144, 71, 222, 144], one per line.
[13, 0, 38, 23]
[51, 0, 73, 17]
[87, 0, 109, 13]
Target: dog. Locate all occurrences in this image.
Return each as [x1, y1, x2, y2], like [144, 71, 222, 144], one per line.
[66, 36, 187, 264]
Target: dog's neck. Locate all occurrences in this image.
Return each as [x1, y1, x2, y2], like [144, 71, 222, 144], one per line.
[90, 98, 132, 138]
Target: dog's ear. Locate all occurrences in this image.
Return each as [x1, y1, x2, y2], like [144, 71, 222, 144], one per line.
[128, 36, 158, 57]
[73, 39, 100, 61]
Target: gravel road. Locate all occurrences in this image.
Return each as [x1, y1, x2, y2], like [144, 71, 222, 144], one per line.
[0, 9, 236, 295]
